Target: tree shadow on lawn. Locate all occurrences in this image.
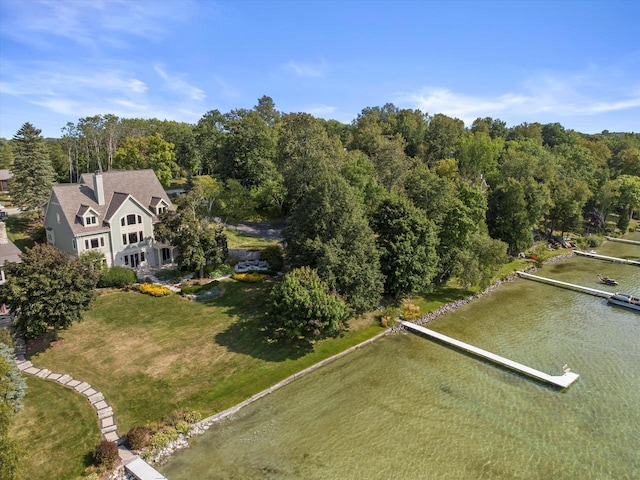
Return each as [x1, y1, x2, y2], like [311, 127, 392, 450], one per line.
[212, 282, 312, 362]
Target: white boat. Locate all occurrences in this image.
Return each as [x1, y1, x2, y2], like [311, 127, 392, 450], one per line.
[607, 293, 640, 312]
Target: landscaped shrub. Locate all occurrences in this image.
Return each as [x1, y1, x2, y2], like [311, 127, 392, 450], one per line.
[176, 421, 190, 435]
[94, 440, 118, 469]
[180, 281, 219, 295]
[232, 272, 266, 283]
[126, 426, 152, 450]
[206, 264, 235, 279]
[182, 409, 202, 424]
[401, 302, 420, 321]
[260, 245, 284, 271]
[154, 268, 184, 282]
[163, 426, 179, 442]
[99, 266, 137, 288]
[0, 328, 14, 347]
[149, 431, 172, 450]
[139, 283, 171, 297]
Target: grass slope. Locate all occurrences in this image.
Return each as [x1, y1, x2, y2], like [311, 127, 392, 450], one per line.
[9, 377, 101, 480]
[29, 280, 383, 433]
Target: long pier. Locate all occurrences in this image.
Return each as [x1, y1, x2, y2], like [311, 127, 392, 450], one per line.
[400, 321, 579, 388]
[604, 236, 640, 246]
[574, 250, 640, 265]
[516, 271, 612, 298]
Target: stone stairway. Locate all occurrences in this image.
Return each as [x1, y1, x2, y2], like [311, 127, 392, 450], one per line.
[15, 360, 119, 442]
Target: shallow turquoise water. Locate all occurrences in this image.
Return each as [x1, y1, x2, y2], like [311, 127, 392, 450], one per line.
[162, 236, 640, 479]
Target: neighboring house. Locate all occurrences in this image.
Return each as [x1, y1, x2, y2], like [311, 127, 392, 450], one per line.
[43, 169, 177, 270]
[0, 221, 21, 313]
[0, 170, 12, 192]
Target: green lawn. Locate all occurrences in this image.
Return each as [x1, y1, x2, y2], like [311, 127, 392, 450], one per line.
[225, 228, 280, 250]
[9, 377, 101, 480]
[28, 280, 384, 433]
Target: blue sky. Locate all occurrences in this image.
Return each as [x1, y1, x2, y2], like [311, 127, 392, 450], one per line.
[1, 0, 639, 139]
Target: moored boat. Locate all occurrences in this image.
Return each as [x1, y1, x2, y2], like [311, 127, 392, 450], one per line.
[598, 274, 619, 286]
[607, 293, 640, 312]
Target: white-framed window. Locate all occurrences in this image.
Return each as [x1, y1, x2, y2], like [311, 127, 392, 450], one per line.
[84, 236, 104, 250]
[85, 215, 97, 226]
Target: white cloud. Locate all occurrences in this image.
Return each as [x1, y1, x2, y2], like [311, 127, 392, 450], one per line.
[396, 70, 640, 126]
[303, 104, 337, 117]
[286, 60, 327, 78]
[1, 0, 194, 49]
[154, 65, 206, 102]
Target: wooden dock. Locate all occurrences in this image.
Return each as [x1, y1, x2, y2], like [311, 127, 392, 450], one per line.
[516, 271, 613, 298]
[574, 250, 640, 265]
[604, 236, 640, 246]
[400, 321, 579, 388]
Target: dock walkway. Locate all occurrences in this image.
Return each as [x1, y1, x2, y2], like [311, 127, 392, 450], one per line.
[574, 250, 640, 265]
[516, 271, 612, 298]
[604, 237, 640, 246]
[400, 321, 579, 388]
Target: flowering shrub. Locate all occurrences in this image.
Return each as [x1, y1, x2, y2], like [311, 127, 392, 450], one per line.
[139, 283, 171, 297]
[232, 272, 266, 283]
[401, 302, 420, 320]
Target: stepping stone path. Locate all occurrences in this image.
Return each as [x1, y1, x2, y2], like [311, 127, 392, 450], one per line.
[14, 359, 120, 441]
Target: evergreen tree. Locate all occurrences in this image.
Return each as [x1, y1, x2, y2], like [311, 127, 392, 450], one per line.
[10, 123, 56, 215]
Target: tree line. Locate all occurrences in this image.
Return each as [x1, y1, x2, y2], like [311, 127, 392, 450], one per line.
[3, 97, 640, 342]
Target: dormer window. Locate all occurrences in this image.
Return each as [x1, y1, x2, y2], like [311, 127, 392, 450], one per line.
[85, 215, 97, 226]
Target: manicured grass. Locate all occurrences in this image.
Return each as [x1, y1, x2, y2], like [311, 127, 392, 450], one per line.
[5, 213, 34, 251]
[29, 280, 384, 433]
[9, 377, 101, 480]
[225, 228, 280, 250]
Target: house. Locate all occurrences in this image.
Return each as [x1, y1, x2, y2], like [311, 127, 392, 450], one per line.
[43, 169, 177, 270]
[0, 170, 12, 192]
[0, 221, 21, 313]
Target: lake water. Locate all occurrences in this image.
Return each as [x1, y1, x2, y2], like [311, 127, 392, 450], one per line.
[161, 236, 640, 479]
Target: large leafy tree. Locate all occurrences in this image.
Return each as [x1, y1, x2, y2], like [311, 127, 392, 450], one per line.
[268, 266, 348, 343]
[113, 133, 179, 186]
[284, 175, 383, 314]
[0, 243, 99, 340]
[371, 196, 438, 298]
[155, 192, 228, 278]
[9, 123, 56, 215]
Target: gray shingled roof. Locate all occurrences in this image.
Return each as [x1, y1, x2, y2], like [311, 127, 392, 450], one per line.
[50, 169, 173, 236]
[0, 240, 22, 265]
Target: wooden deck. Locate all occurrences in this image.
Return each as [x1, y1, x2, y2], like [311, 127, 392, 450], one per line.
[516, 271, 613, 298]
[400, 321, 580, 389]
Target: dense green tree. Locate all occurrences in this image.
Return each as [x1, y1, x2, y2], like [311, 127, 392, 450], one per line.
[113, 133, 179, 186]
[487, 178, 533, 255]
[371, 196, 438, 297]
[423, 113, 465, 164]
[284, 175, 383, 313]
[614, 174, 640, 222]
[0, 140, 13, 170]
[455, 232, 508, 288]
[9, 123, 56, 215]
[194, 110, 226, 175]
[0, 243, 99, 340]
[277, 113, 343, 209]
[219, 109, 277, 189]
[155, 193, 228, 278]
[507, 122, 543, 143]
[456, 131, 503, 179]
[268, 266, 348, 342]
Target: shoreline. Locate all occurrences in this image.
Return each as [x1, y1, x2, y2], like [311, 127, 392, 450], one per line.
[146, 253, 577, 468]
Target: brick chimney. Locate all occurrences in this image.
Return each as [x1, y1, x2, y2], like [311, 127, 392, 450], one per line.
[93, 171, 105, 206]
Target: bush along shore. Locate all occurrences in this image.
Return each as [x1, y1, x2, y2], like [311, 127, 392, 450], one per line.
[133, 253, 578, 469]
